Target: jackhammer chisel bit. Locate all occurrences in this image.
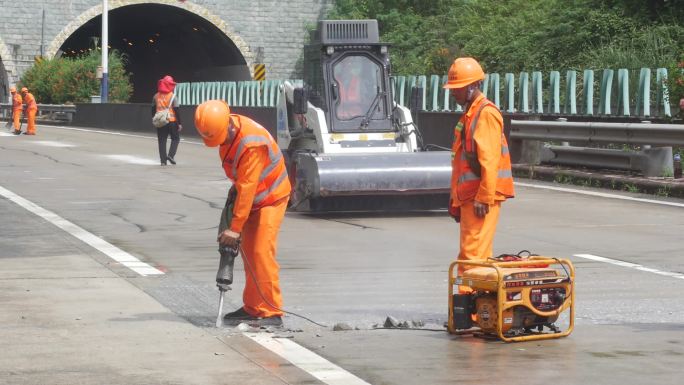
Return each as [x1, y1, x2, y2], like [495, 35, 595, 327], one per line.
[215, 244, 238, 328]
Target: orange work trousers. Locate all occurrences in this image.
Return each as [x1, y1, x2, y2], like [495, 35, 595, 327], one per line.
[12, 109, 22, 130]
[26, 109, 37, 134]
[241, 197, 288, 317]
[457, 200, 501, 294]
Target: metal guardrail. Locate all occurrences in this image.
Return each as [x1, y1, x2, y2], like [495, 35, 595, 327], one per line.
[0, 103, 77, 122]
[510, 120, 684, 147]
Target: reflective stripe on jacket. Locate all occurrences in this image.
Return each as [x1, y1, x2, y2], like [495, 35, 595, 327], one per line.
[155, 92, 176, 122]
[219, 114, 291, 231]
[451, 94, 514, 205]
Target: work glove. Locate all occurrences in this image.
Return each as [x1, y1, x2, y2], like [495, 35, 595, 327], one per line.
[448, 199, 460, 223]
[177, 124, 183, 132]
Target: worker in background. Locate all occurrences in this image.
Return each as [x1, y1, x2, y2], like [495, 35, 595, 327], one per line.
[10, 86, 22, 135]
[21, 87, 37, 135]
[152, 75, 182, 165]
[194, 100, 291, 327]
[443, 57, 515, 293]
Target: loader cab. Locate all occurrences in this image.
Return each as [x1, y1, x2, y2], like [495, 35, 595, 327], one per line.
[303, 20, 393, 133]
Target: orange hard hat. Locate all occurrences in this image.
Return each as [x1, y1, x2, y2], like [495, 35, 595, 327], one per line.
[195, 100, 231, 147]
[443, 57, 485, 89]
[9, 86, 16, 93]
[21, 87, 28, 93]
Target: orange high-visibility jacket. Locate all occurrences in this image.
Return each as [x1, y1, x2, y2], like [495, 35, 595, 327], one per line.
[219, 115, 291, 233]
[12, 93, 22, 111]
[155, 92, 176, 122]
[24, 92, 37, 111]
[451, 94, 514, 206]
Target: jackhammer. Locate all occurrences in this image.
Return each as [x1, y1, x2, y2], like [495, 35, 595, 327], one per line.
[215, 190, 237, 328]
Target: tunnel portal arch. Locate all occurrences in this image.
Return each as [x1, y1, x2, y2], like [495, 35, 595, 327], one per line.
[0, 38, 15, 103]
[47, 1, 254, 102]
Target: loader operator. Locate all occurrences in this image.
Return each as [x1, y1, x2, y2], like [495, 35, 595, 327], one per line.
[443, 57, 515, 294]
[9, 87, 22, 134]
[195, 100, 291, 327]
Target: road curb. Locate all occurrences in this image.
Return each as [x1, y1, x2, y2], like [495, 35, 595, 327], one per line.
[513, 164, 684, 198]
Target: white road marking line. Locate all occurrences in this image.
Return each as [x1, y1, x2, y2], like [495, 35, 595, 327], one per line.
[0, 184, 164, 277]
[516, 181, 684, 208]
[34, 140, 75, 147]
[245, 333, 371, 385]
[43, 124, 203, 145]
[103, 154, 160, 165]
[0, 131, 17, 136]
[574, 254, 684, 280]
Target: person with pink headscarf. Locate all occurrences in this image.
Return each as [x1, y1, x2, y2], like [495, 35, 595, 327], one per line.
[152, 75, 182, 165]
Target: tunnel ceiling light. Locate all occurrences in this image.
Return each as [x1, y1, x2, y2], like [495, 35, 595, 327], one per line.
[155, 33, 160, 37]
[128, 42, 133, 46]
[192, 27, 198, 31]
[149, 39, 154, 43]
[123, 38, 128, 42]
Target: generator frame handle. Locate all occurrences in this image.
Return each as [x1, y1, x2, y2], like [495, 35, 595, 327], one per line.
[448, 257, 575, 342]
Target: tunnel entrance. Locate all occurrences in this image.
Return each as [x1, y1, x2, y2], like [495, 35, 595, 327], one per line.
[0, 58, 7, 103]
[58, 4, 250, 103]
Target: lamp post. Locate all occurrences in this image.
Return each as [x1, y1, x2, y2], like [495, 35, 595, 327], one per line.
[100, 0, 109, 103]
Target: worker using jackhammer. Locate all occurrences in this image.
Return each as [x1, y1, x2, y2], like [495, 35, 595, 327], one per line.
[443, 57, 515, 294]
[9, 87, 22, 134]
[195, 100, 291, 327]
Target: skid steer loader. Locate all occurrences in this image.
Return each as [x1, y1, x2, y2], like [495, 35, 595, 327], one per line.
[276, 20, 451, 212]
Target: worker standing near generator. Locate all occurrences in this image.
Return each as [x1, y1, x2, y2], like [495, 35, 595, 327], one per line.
[21, 87, 38, 135]
[443, 57, 515, 294]
[9, 87, 22, 134]
[194, 100, 291, 327]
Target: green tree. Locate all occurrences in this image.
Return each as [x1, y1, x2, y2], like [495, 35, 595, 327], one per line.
[19, 51, 132, 104]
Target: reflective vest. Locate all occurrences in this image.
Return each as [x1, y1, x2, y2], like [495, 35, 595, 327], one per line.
[452, 99, 514, 203]
[155, 92, 176, 122]
[220, 115, 291, 208]
[24, 93, 37, 111]
[12, 93, 22, 111]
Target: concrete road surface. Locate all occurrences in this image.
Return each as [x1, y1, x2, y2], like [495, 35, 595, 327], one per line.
[0, 125, 682, 384]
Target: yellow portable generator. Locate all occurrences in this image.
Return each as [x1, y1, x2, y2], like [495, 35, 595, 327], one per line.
[448, 252, 575, 342]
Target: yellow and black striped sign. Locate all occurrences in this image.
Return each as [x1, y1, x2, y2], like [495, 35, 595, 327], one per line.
[254, 64, 265, 81]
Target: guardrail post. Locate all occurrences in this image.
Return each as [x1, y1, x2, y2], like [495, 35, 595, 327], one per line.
[564, 70, 577, 115]
[636, 68, 651, 117]
[417, 75, 427, 110]
[617, 69, 630, 116]
[583, 69, 594, 115]
[396, 76, 406, 106]
[489, 73, 500, 108]
[548, 71, 560, 114]
[599, 69, 614, 115]
[482, 74, 489, 96]
[532, 71, 543, 113]
[656, 68, 671, 117]
[504, 73, 515, 113]
[518, 72, 529, 113]
[429, 75, 440, 111]
[442, 75, 455, 111]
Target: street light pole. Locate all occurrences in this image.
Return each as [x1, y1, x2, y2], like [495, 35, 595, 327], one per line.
[101, 0, 109, 103]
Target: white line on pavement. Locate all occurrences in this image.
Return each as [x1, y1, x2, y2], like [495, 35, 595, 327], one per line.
[0, 184, 164, 277]
[103, 154, 160, 165]
[574, 254, 684, 280]
[516, 181, 684, 208]
[245, 333, 371, 385]
[42, 124, 203, 145]
[0, 131, 17, 136]
[34, 140, 76, 147]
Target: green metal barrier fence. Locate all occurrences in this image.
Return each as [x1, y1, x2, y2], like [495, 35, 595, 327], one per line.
[176, 67, 674, 118]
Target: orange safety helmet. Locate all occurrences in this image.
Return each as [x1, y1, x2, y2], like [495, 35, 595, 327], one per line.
[194, 100, 231, 147]
[9, 86, 16, 93]
[21, 87, 28, 94]
[443, 57, 485, 89]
